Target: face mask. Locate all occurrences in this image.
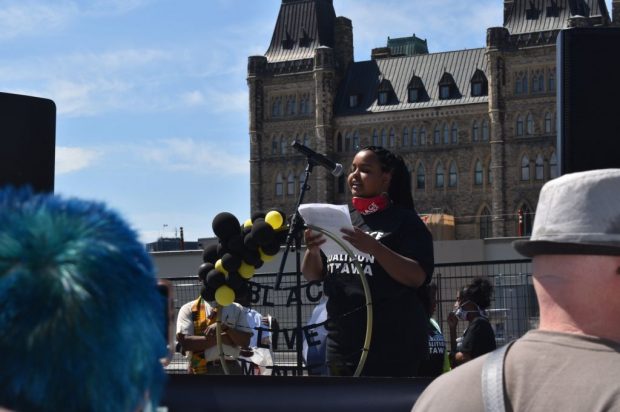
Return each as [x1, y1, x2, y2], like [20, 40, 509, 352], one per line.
[454, 306, 469, 321]
[454, 300, 481, 321]
[351, 194, 390, 215]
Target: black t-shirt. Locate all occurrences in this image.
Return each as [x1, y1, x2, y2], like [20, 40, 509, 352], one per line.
[322, 205, 434, 377]
[417, 320, 446, 378]
[460, 316, 497, 359]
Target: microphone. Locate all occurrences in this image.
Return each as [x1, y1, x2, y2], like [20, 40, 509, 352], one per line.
[291, 141, 343, 177]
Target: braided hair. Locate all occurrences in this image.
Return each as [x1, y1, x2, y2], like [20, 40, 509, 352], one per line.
[360, 146, 415, 210]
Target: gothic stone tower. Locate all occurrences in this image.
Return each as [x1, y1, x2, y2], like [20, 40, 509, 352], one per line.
[247, 0, 353, 215]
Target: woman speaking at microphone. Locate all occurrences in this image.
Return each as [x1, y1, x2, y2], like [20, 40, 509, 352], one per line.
[302, 146, 434, 377]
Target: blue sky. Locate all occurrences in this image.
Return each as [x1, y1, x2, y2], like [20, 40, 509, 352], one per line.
[1, 0, 612, 244]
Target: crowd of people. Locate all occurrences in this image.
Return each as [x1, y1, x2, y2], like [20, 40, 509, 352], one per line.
[2, 146, 617, 411]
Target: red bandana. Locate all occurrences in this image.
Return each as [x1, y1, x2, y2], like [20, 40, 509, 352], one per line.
[352, 195, 390, 215]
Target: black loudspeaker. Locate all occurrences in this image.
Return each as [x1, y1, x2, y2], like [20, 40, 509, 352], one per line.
[0, 92, 56, 193]
[557, 27, 620, 175]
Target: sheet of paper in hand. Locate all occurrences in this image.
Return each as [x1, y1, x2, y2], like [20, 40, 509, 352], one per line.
[298, 203, 370, 259]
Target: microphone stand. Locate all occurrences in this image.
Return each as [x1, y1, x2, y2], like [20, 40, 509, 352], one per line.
[274, 158, 315, 375]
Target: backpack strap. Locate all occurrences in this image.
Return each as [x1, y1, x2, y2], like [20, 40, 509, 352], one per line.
[481, 340, 516, 412]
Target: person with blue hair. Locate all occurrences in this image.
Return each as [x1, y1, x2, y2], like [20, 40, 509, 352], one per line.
[0, 188, 167, 412]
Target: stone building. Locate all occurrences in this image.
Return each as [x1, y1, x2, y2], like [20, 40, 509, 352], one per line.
[248, 0, 618, 239]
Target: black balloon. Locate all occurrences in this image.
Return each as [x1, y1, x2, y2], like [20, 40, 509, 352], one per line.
[202, 244, 218, 264]
[251, 211, 265, 222]
[244, 232, 258, 250]
[198, 262, 214, 281]
[262, 238, 280, 256]
[216, 241, 229, 258]
[226, 271, 244, 292]
[222, 253, 242, 272]
[206, 269, 226, 290]
[242, 248, 261, 266]
[227, 233, 244, 254]
[251, 221, 275, 245]
[201, 285, 215, 302]
[212, 212, 241, 241]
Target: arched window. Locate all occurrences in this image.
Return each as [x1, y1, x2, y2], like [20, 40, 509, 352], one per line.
[272, 97, 282, 117]
[518, 204, 533, 236]
[549, 151, 558, 179]
[352, 131, 360, 150]
[337, 133, 343, 152]
[389, 128, 395, 147]
[474, 160, 483, 185]
[521, 155, 530, 181]
[480, 206, 493, 239]
[299, 171, 305, 192]
[287, 172, 296, 195]
[272, 137, 278, 154]
[412, 127, 418, 146]
[337, 174, 346, 194]
[443, 123, 450, 145]
[482, 119, 489, 141]
[535, 155, 544, 180]
[433, 126, 440, 145]
[344, 132, 352, 152]
[449, 161, 458, 187]
[548, 69, 556, 92]
[420, 127, 427, 145]
[275, 173, 284, 196]
[280, 136, 287, 154]
[402, 127, 409, 147]
[472, 120, 479, 142]
[381, 128, 387, 147]
[544, 112, 553, 134]
[516, 115, 524, 136]
[526, 113, 534, 135]
[435, 162, 445, 188]
[286, 95, 296, 115]
[451, 122, 458, 144]
[416, 164, 426, 189]
[372, 129, 379, 146]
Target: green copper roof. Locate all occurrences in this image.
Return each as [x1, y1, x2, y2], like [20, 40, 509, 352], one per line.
[387, 34, 428, 56]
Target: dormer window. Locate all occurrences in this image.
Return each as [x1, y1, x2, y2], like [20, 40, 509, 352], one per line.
[440, 85, 450, 99]
[282, 29, 295, 50]
[546, 0, 561, 17]
[526, 0, 540, 20]
[438, 72, 459, 100]
[470, 69, 488, 97]
[299, 28, 313, 48]
[349, 94, 359, 108]
[378, 91, 388, 105]
[376, 78, 396, 106]
[407, 75, 427, 103]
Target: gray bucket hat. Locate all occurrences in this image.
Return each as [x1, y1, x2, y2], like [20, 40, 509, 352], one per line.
[513, 169, 620, 257]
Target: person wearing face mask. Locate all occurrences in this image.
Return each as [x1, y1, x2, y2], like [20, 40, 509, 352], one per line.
[302, 146, 435, 377]
[175, 268, 252, 375]
[447, 278, 496, 368]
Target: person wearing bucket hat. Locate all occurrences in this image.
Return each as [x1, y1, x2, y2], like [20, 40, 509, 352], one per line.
[413, 169, 620, 412]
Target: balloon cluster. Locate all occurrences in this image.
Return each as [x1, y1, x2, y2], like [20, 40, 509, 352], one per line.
[199, 210, 287, 307]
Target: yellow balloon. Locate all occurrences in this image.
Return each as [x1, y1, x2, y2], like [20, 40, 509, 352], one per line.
[243, 218, 253, 229]
[238, 261, 255, 279]
[259, 247, 275, 262]
[265, 210, 284, 230]
[215, 285, 235, 306]
[214, 259, 228, 275]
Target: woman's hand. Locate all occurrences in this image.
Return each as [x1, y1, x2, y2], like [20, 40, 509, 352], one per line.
[447, 311, 459, 330]
[304, 229, 326, 253]
[341, 227, 380, 255]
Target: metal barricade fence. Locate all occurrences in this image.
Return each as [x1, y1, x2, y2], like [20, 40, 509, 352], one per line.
[165, 259, 534, 374]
